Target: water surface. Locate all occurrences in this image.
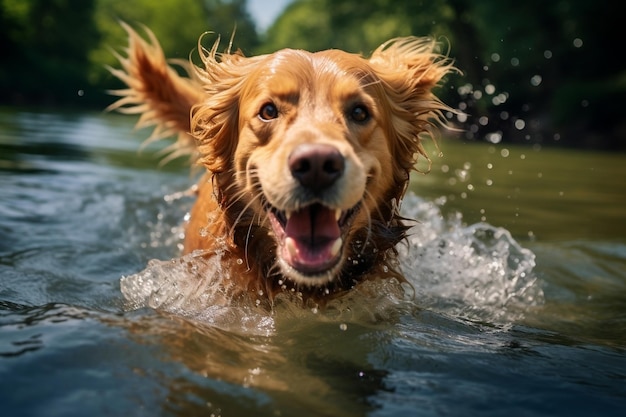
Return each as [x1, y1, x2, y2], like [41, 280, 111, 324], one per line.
[1, 109, 624, 416]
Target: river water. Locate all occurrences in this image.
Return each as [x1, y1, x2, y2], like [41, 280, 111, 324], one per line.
[1, 109, 624, 416]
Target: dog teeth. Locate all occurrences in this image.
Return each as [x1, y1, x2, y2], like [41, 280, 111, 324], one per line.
[285, 210, 292, 221]
[330, 238, 343, 257]
[286, 237, 298, 258]
[335, 209, 342, 221]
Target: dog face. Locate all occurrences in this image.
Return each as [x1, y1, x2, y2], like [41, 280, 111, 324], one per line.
[192, 39, 451, 288]
[234, 49, 396, 285]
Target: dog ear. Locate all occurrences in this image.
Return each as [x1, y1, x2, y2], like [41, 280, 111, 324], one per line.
[191, 39, 262, 174]
[107, 22, 203, 164]
[368, 37, 455, 195]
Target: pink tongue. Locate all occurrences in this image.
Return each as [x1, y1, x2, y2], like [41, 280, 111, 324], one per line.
[285, 204, 340, 244]
[282, 204, 341, 272]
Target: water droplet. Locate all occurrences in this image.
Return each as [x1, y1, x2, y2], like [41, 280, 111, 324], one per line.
[339, 323, 348, 331]
[491, 53, 501, 62]
[514, 119, 526, 130]
[236, 258, 243, 265]
[543, 50, 552, 59]
[530, 75, 542, 86]
[485, 84, 496, 95]
[486, 132, 502, 144]
[500, 149, 510, 158]
[458, 83, 473, 95]
[487, 163, 493, 169]
[573, 38, 583, 48]
[510, 57, 520, 66]
[486, 179, 493, 186]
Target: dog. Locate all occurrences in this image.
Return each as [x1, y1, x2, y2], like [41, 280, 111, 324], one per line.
[109, 23, 453, 304]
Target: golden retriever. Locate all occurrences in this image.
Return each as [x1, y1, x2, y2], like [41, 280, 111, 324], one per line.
[109, 23, 453, 303]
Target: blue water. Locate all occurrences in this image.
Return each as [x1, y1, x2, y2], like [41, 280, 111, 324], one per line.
[1, 110, 625, 416]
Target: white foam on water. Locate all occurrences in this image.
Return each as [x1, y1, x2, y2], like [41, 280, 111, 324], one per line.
[398, 193, 544, 323]
[121, 251, 278, 335]
[120, 192, 543, 333]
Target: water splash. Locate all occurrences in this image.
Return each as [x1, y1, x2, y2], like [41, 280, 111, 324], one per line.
[398, 193, 543, 323]
[121, 252, 276, 335]
[120, 193, 543, 331]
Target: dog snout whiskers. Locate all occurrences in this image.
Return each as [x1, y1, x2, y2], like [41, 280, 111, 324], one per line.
[288, 144, 344, 193]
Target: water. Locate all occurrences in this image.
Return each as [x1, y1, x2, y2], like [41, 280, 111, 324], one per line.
[1, 109, 625, 416]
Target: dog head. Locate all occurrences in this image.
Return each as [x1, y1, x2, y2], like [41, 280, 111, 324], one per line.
[192, 39, 452, 290]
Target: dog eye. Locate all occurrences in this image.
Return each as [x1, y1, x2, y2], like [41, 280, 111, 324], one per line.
[349, 104, 370, 123]
[258, 103, 278, 121]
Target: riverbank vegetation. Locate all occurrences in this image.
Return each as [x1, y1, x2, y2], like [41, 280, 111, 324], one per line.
[1, 0, 622, 149]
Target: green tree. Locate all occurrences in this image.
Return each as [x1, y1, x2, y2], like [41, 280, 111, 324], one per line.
[90, 0, 260, 98]
[262, 0, 625, 149]
[260, 0, 464, 53]
[0, 0, 99, 105]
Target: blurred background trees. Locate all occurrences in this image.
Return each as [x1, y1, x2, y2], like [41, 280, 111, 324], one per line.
[0, 0, 623, 149]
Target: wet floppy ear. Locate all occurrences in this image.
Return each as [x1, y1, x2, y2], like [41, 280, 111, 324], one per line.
[191, 38, 259, 174]
[369, 37, 452, 105]
[368, 37, 455, 195]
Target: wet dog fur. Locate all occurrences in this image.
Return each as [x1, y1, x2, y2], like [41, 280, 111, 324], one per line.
[108, 23, 453, 303]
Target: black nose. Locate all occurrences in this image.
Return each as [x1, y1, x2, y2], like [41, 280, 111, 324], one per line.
[288, 144, 345, 192]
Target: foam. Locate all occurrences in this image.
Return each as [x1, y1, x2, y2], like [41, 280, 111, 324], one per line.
[398, 193, 543, 323]
[120, 193, 543, 333]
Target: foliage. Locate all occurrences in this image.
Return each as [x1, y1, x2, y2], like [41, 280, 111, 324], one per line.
[0, 0, 622, 148]
[260, 0, 625, 149]
[0, 0, 259, 106]
[260, 0, 455, 55]
[0, 0, 99, 105]
[90, 0, 259, 101]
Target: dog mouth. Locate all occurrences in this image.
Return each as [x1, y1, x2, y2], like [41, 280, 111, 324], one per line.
[266, 202, 359, 282]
